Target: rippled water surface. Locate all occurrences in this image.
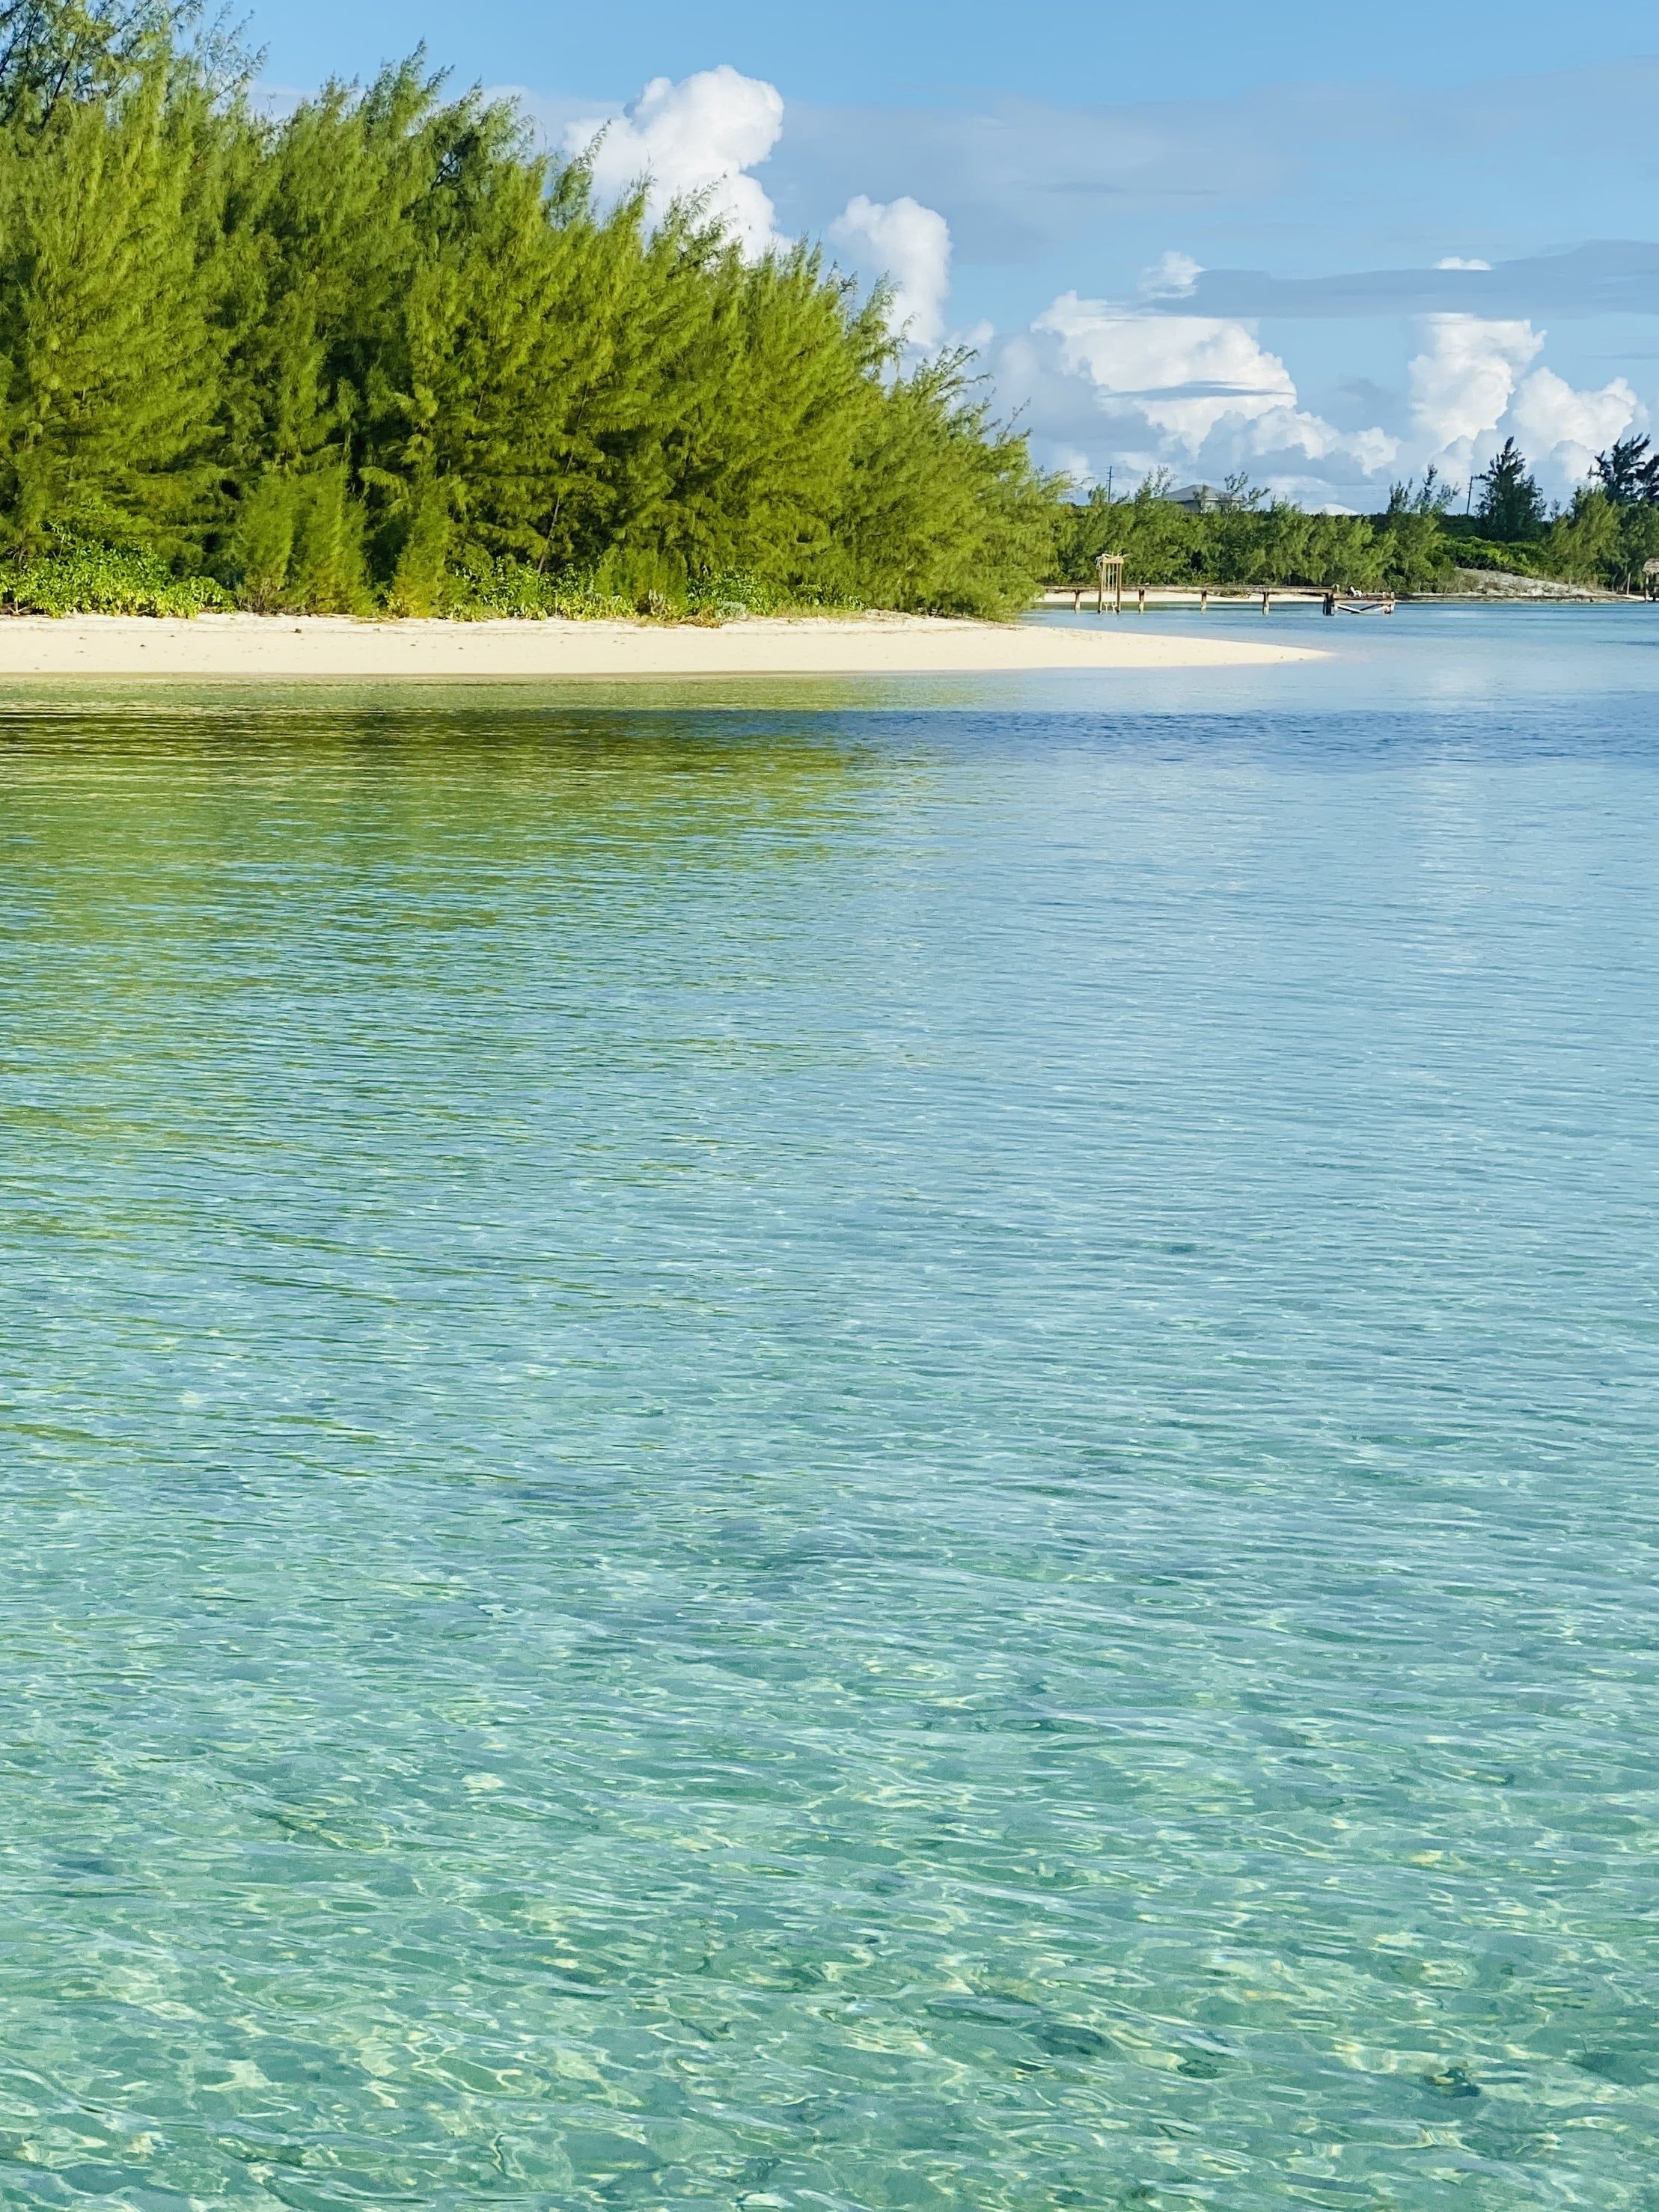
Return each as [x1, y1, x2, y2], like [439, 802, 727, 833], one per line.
[2, 608, 1657, 2208]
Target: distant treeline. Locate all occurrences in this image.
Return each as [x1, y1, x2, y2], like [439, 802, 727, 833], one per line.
[0, 2, 1055, 620]
[1051, 442, 1659, 596]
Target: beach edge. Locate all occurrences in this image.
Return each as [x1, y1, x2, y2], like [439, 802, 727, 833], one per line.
[0, 611, 1322, 679]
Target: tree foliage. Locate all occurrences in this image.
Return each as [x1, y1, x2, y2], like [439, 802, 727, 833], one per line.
[1539, 487, 1659, 592]
[1048, 444, 1659, 597]
[0, 28, 1057, 617]
[1475, 437, 1545, 540]
[1592, 434, 1659, 508]
[0, 0, 177, 124]
[1051, 480, 1437, 592]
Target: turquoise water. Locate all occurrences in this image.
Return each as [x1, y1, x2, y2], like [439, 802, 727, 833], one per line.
[1, 606, 1657, 2209]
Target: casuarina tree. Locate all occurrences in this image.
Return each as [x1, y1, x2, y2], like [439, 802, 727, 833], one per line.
[1475, 439, 1545, 540]
[0, 24, 1059, 616]
[1592, 435, 1659, 507]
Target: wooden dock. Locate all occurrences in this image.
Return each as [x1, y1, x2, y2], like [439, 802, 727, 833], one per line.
[1045, 559, 1394, 617]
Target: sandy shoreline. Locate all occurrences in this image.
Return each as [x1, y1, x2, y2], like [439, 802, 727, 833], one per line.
[0, 611, 1319, 679]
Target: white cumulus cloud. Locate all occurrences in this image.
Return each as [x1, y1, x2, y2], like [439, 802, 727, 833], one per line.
[1033, 293, 1296, 449]
[1509, 367, 1643, 492]
[563, 67, 786, 258]
[1000, 291, 1398, 501]
[831, 195, 953, 351]
[1139, 250, 1202, 299]
[1405, 317, 1642, 495]
[1348, 425, 1402, 476]
[1435, 256, 1493, 272]
[1408, 314, 1542, 458]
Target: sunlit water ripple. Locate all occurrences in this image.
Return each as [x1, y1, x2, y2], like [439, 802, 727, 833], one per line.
[1, 607, 1656, 2208]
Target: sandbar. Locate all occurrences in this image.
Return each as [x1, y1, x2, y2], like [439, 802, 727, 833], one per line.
[0, 611, 1320, 679]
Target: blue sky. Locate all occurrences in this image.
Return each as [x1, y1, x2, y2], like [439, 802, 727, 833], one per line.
[251, 1, 1659, 510]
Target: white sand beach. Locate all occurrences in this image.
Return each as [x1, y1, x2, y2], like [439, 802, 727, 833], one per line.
[0, 611, 1320, 679]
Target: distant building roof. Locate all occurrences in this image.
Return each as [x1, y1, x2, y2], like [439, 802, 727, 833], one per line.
[1164, 482, 1244, 514]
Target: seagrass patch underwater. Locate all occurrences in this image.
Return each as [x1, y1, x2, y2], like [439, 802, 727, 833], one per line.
[1, 616, 1658, 2209]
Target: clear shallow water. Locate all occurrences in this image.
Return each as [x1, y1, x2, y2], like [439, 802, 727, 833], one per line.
[1, 608, 1657, 2210]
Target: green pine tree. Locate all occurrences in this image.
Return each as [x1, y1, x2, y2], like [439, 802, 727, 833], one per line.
[1476, 438, 1545, 541]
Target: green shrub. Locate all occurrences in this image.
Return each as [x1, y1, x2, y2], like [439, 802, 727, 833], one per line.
[434, 553, 859, 624]
[0, 538, 230, 617]
[1448, 537, 1542, 575]
[685, 569, 774, 620]
[433, 553, 638, 620]
[224, 471, 372, 615]
[438, 552, 556, 619]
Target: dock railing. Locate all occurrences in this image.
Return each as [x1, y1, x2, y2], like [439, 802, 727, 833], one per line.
[1043, 581, 1396, 617]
